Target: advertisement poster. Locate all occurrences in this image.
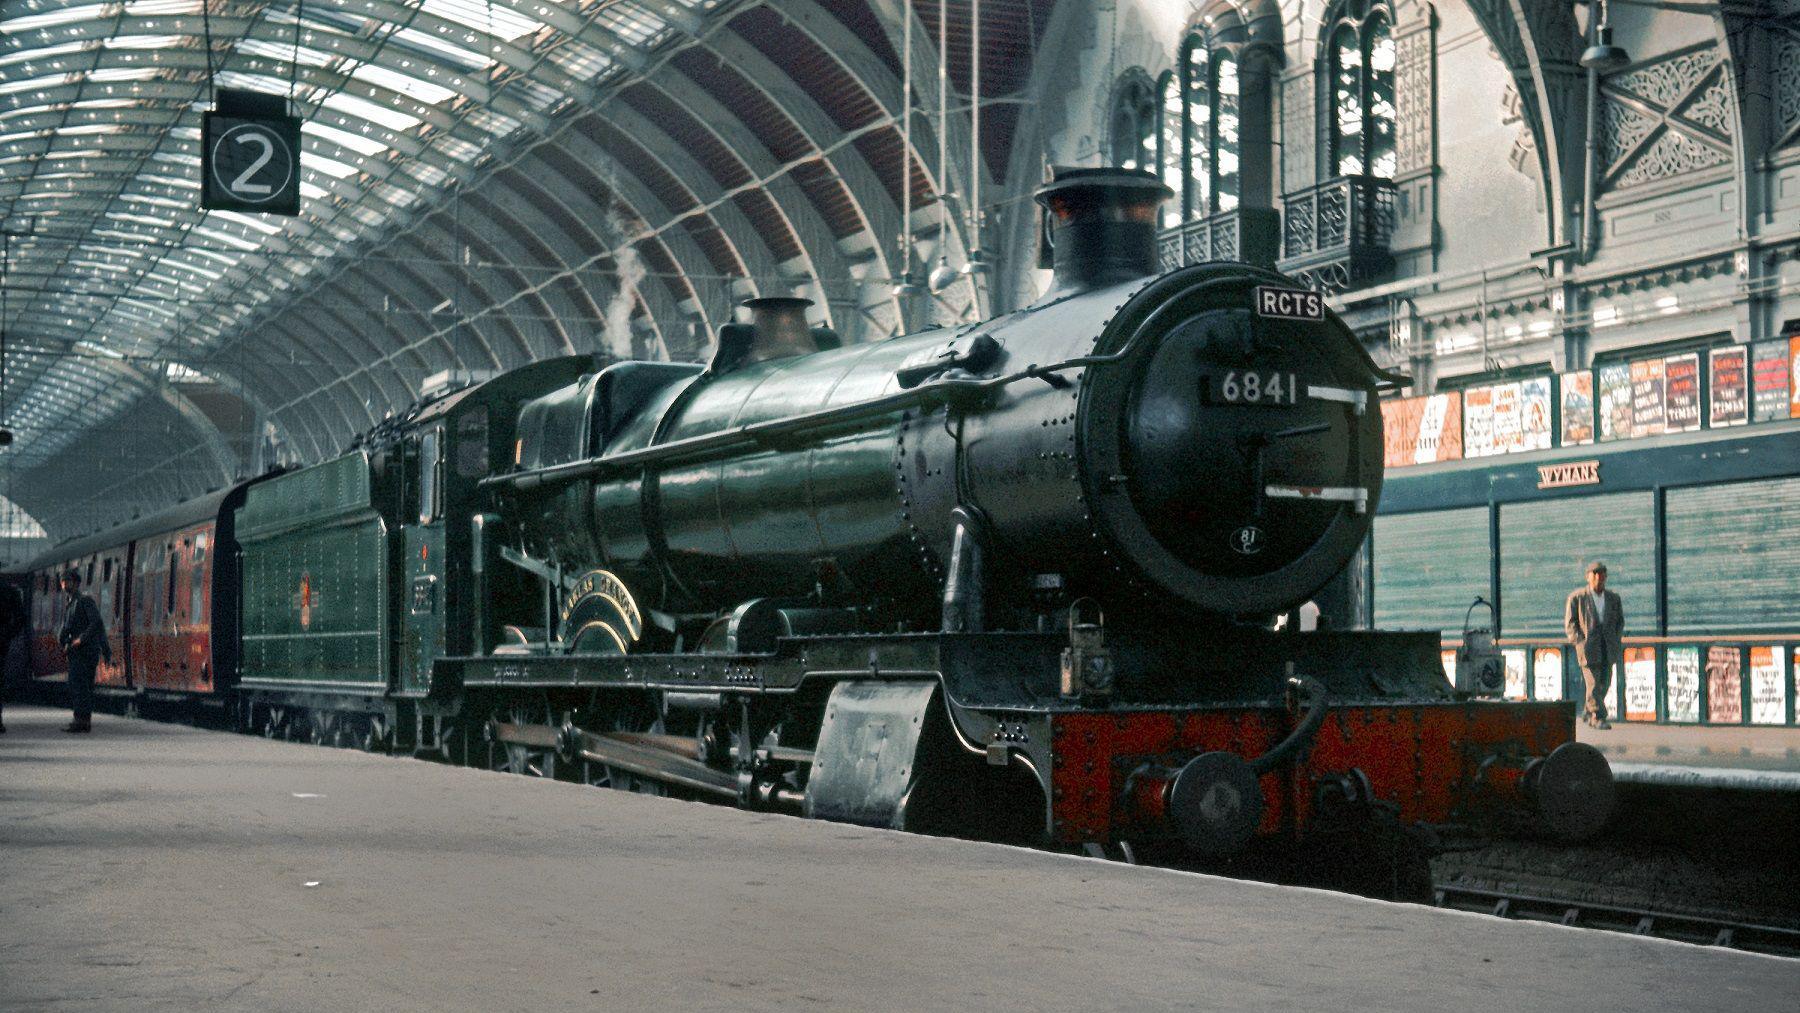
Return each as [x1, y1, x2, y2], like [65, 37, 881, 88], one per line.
[1631, 357, 1667, 437]
[1519, 376, 1552, 450]
[1503, 648, 1527, 700]
[1598, 362, 1634, 440]
[1667, 645, 1700, 722]
[1708, 346, 1748, 427]
[1490, 382, 1523, 454]
[1752, 339, 1790, 422]
[1706, 645, 1742, 724]
[1464, 385, 1496, 458]
[1792, 335, 1800, 418]
[1533, 647, 1563, 701]
[1560, 370, 1594, 445]
[1609, 661, 1622, 719]
[1749, 646, 1786, 725]
[1624, 647, 1658, 721]
[1382, 393, 1463, 468]
[1663, 353, 1700, 432]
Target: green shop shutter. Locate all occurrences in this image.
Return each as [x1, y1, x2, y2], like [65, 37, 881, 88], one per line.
[1498, 492, 1656, 637]
[1373, 507, 1491, 633]
[1667, 477, 1800, 634]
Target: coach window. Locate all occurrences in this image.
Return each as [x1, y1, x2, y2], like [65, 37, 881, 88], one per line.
[191, 533, 208, 620]
[1325, 0, 1397, 179]
[167, 549, 179, 617]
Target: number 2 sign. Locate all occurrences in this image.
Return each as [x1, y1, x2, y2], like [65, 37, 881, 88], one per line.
[201, 90, 301, 215]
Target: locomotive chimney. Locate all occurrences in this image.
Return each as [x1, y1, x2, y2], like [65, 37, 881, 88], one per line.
[1034, 167, 1172, 299]
[741, 296, 818, 365]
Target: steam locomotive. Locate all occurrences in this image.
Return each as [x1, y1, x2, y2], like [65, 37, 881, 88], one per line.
[24, 169, 1613, 896]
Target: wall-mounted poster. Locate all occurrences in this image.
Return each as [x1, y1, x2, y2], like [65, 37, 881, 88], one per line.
[1560, 370, 1594, 445]
[1706, 645, 1742, 724]
[1533, 647, 1563, 701]
[1791, 335, 1800, 418]
[1663, 353, 1700, 432]
[1667, 645, 1700, 722]
[1624, 647, 1658, 721]
[1382, 393, 1464, 468]
[1631, 357, 1667, 437]
[1597, 362, 1634, 440]
[1708, 346, 1748, 427]
[1503, 648, 1528, 700]
[1749, 646, 1786, 725]
[1465, 385, 1496, 458]
[1490, 382, 1522, 454]
[1519, 376, 1552, 450]
[1752, 339, 1790, 422]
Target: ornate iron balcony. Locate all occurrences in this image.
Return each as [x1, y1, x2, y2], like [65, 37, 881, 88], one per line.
[1157, 206, 1281, 271]
[1277, 174, 1397, 291]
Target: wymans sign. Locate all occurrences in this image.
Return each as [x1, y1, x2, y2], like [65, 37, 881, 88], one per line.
[1536, 460, 1601, 489]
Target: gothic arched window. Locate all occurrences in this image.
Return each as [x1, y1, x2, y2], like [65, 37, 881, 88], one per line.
[1165, 31, 1242, 224]
[1326, 0, 1397, 179]
[1109, 73, 1157, 173]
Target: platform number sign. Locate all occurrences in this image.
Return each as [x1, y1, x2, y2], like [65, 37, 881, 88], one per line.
[201, 90, 301, 216]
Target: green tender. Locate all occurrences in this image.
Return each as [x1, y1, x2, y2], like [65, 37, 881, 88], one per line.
[237, 452, 390, 692]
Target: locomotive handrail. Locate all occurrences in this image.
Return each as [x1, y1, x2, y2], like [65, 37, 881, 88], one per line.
[485, 276, 1214, 492]
[484, 354, 1113, 492]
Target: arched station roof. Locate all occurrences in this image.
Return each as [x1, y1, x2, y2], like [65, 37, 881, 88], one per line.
[0, 0, 1055, 541]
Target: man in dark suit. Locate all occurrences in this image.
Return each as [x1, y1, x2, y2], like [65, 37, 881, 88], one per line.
[57, 570, 108, 733]
[1564, 561, 1624, 729]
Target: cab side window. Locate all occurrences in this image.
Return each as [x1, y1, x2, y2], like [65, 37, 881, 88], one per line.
[419, 428, 442, 525]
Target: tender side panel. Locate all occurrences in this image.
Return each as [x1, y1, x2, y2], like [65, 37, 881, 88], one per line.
[238, 454, 390, 693]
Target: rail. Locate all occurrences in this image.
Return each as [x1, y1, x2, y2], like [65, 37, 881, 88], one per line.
[1434, 884, 1800, 959]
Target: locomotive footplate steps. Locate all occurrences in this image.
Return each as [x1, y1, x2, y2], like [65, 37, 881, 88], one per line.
[3, 705, 1794, 1012]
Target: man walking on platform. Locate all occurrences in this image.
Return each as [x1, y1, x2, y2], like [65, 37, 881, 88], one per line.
[57, 570, 107, 733]
[1564, 561, 1623, 730]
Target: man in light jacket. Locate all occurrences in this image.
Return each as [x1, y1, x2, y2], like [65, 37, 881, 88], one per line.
[1564, 561, 1623, 729]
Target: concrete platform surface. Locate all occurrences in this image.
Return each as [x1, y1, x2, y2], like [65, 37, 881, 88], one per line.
[1, 705, 1793, 1013]
[1580, 718, 1800, 767]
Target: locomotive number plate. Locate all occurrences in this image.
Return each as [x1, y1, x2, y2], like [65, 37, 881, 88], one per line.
[1207, 371, 1301, 407]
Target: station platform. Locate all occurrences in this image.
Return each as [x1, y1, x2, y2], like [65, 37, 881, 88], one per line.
[1, 705, 1795, 1012]
[1578, 720, 1800, 789]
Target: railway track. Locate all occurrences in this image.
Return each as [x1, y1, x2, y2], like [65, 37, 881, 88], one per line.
[1433, 884, 1800, 959]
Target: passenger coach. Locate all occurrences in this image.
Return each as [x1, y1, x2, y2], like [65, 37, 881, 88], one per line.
[24, 482, 262, 715]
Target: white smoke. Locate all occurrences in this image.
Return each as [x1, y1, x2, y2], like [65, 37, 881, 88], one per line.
[596, 175, 649, 361]
[602, 240, 645, 361]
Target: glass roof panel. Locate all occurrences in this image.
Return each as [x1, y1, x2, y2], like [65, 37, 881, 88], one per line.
[1, 0, 723, 490]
